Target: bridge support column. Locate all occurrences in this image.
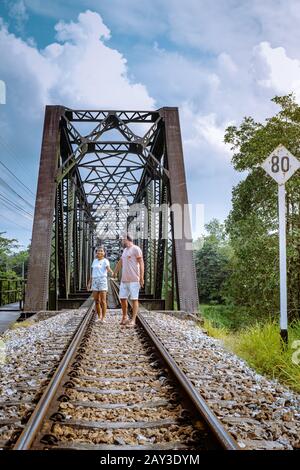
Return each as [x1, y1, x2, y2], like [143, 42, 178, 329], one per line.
[162, 107, 199, 313]
[24, 106, 64, 311]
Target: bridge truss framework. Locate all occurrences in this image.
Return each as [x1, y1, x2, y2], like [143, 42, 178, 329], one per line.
[24, 106, 199, 313]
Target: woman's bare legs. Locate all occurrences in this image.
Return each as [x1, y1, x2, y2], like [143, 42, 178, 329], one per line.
[99, 291, 107, 321]
[93, 291, 102, 319]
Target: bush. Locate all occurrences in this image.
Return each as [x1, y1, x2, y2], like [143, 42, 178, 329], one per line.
[226, 320, 300, 392]
[200, 303, 254, 330]
[200, 310, 300, 393]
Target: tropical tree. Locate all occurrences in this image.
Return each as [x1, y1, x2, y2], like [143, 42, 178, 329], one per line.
[224, 94, 300, 319]
[8, 248, 29, 277]
[0, 232, 18, 277]
[195, 219, 232, 303]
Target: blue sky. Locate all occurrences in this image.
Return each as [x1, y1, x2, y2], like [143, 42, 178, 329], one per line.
[1, 0, 300, 248]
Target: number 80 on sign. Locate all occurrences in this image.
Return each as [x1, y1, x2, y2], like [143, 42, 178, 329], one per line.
[261, 144, 300, 184]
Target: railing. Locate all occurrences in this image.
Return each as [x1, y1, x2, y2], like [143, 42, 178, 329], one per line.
[0, 278, 26, 310]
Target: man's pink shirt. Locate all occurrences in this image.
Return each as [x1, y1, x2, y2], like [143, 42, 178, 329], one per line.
[121, 244, 143, 282]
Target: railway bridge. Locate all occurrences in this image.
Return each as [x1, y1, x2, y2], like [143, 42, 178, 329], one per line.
[0, 106, 242, 451]
[1, 106, 295, 453]
[24, 106, 199, 315]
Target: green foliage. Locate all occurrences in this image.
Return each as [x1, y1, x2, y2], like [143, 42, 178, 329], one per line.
[195, 219, 232, 303]
[195, 94, 300, 393]
[8, 249, 29, 277]
[225, 320, 300, 393]
[200, 303, 254, 330]
[0, 232, 29, 278]
[0, 232, 18, 278]
[0, 233, 29, 306]
[202, 317, 229, 340]
[224, 94, 300, 320]
[200, 304, 300, 393]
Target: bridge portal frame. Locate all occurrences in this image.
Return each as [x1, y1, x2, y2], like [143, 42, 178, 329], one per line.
[24, 106, 199, 313]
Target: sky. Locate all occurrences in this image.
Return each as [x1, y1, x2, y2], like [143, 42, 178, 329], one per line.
[0, 0, 300, 248]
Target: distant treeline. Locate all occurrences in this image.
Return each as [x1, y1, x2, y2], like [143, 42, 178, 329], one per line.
[195, 94, 300, 321]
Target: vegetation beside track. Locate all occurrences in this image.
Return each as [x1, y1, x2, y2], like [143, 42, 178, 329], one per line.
[194, 95, 300, 394]
[200, 304, 300, 393]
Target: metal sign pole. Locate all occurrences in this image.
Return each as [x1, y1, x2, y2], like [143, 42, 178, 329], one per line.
[261, 144, 300, 344]
[278, 183, 288, 343]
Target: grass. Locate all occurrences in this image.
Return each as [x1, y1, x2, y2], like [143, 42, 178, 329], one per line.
[9, 320, 34, 330]
[199, 304, 300, 393]
[202, 317, 229, 340]
[200, 303, 255, 330]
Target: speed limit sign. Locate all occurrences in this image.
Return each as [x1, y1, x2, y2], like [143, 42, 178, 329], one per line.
[261, 144, 300, 184]
[261, 144, 300, 344]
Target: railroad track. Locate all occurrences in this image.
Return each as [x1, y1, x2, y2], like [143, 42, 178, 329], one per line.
[0, 308, 89, 448]
[10, 280, 238, 451]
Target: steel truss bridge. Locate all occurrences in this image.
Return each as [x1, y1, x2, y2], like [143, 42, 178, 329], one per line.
[24, 106, 199, 313]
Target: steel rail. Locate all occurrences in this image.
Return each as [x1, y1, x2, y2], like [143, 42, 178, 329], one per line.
[13, 302, 95, 450]
[110, 279, 239, 451]
[14, 281, 239, 450]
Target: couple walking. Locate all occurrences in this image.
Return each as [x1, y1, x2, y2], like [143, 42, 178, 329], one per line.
[87, 234, 144, 327]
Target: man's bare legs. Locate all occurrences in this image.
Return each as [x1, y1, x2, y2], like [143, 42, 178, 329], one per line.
[126, 299, 139, 327]
[100, 291, 107, 321]
[93, 291, 102, 319]
[120, 298, 128, 325]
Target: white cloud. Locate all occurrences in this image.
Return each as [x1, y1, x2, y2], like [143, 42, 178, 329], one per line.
[7, 0, 28, 32]
[19, 0, 71, 20]
[179, 102, 233, 180]
[253, 41, 300, 100]
[3, 1, 300, 238]
[217, 53, 238, 76]
[55, 10, 111, 43]
[183, 109, 231, 157]
[133, 45, 220, 111]
[0, 9, 155, 115]
[0, 18, 57, 118]
[0, 10, 155, 244]
[162, 0, 300, 60]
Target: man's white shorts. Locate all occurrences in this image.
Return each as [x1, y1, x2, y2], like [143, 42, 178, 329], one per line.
[119, 281, 140, 300]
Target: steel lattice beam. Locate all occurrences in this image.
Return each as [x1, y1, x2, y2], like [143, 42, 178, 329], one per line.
[24, 105, 199, 313]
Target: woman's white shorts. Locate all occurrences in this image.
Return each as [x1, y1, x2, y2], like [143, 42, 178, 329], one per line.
[92, 277, 108, 291]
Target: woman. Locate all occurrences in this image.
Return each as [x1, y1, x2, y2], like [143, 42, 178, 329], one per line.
[87, 247, 113, 322]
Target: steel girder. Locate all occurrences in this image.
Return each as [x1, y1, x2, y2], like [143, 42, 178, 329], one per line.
[24, 106, 199, 313]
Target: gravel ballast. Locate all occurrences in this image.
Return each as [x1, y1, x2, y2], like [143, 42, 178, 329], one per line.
[0, 309, 86, 446]
[0, 308, 299, 450]
[142, 311, 300, 450]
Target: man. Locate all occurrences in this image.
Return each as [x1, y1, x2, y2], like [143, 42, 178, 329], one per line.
[113, 234, 144, 327]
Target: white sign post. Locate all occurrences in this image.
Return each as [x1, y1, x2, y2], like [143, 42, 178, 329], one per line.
[261, 144, 300, 343]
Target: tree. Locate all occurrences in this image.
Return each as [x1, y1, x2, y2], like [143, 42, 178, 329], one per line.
[0, 235, 30, 307]
[8, 248, 29, 278]
[0, 232, 18, 276]
[224, 94, 300, 319]
[195, 219, 232, 303]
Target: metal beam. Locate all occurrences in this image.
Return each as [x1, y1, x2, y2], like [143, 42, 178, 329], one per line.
[24, 106, 65, 311]
[161, 107, 199, 313]
[25, 105, 199, 314]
